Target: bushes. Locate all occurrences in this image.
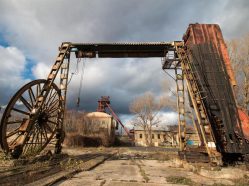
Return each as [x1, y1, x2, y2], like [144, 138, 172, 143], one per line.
[63, 110, 113, 147]
[64, 133, 103, 147]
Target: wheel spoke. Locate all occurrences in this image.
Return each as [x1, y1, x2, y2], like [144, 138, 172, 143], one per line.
[25, 127, 36, 153]
[26, 142, 44, 144]
[28, 88, 36, 107]
[42, 90, 53, 110]
[6, 128, 19, 138]
[7, 120, 23, 124]
[47, 106, 59, 116]
[33, 126, 41, 151]
[42, 125, 49, 141]
[12, 108, 30, 115]
[23, 141, 29, 154]
[45, 123, 53, 132]
[48, 114, 58, 118]
[47, 99, 59, 112]
[47, 89, 56, 104]
[36, 83, 42, 98]
[39, 127, 43, 145]
[19, 96, 32, 111]
[46, 93, 58, 108]
[33, 127, 40, 152]
[47, 119, 58, 126]
[42, 91, 57, 111]
[41, 126, 48, 141]
[9, 133, 22, 146]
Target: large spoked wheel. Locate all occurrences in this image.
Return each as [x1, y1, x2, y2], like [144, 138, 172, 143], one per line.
[0, 79, 63, 158]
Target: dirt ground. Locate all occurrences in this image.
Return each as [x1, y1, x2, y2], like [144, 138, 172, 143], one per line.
[1, 147, 249, 186]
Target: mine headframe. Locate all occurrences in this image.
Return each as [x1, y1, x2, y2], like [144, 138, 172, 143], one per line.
[96, 96, 133, 139]
[97, 96, 111, 112]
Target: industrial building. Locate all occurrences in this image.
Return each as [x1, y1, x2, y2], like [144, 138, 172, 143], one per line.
[134, 125, 200, 147]
[134, 126, 175, 147]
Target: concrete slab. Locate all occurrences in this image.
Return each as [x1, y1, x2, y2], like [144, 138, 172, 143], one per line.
[140, 160, 235, 185]
[57, 159, 238, 186]
[57, 160, 144, 186]
[94, 160, 144, 182]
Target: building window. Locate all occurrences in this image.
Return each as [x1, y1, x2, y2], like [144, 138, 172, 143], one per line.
[158, 134, 160, 139]
[152, 134, 154, 139]
[139, 134, 143, 139]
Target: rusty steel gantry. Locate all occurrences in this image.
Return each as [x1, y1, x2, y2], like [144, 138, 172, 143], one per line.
[96, 96, 133, 138]
[1, 24, 249, 165]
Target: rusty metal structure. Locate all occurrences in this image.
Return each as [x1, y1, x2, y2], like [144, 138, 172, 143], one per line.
[163, 24, 249, 164]
[183, 24, 237, 87]
[1, 23, 249, 164]
[96, 96, 133, 138]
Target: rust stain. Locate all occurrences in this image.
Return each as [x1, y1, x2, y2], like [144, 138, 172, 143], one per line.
[183, 23, 237, 87]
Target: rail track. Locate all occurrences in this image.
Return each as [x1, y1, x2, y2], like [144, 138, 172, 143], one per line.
[0, 150, 117, 186]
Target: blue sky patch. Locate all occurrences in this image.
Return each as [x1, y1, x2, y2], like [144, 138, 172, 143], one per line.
[0, 35, 9, 47]
[21, 58, 36, 80]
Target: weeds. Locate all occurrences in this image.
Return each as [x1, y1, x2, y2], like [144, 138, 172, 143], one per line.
[152, 152, 170, 161]
[129, 180, 137, 182]
[60, 158, 83, 170]
[137, 163, 150, 183]
[232, 175, 249, 186]
[166, 176, 194, 185]
[100, 180, 106, 186]
[211, 183, 227, 186]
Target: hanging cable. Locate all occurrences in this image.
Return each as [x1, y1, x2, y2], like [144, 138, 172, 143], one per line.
[67, 58, 81, 85]
[76, 57, 86, 109]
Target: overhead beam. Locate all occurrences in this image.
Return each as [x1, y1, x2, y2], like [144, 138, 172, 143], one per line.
[70, 42, 180, 58]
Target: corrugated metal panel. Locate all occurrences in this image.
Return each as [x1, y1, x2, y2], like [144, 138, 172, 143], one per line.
[72, 42, 173, 46]
[183, 24, 236, 87]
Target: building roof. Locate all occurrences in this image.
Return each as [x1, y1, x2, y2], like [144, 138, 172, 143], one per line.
[134, 125, 170, 132]
[86, 112, 112, 118]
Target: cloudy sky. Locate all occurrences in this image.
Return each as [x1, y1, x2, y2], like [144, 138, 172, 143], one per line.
[0, 0, 249, 126]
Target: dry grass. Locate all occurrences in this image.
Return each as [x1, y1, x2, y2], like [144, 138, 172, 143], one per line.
[166, 176, 194, 185]
[135, 161, 150, 183]
[64, 133, 103, 147]
[60, 157, 84, 170]
[232, 175, 249, 186]
[211, 183, 227, 186]
[64, 110, 113, 147]
[150, 152, 170, 161]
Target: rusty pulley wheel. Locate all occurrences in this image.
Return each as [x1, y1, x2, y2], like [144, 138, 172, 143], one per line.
[0, 79, 63, 158]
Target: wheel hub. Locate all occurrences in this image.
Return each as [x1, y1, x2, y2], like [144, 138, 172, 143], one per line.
[37, 112, 49, 126]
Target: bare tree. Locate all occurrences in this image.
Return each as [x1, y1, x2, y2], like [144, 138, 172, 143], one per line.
[160, 80, 178, 111]
[129, 92, 165, 146]
[227, 34, 249, 114]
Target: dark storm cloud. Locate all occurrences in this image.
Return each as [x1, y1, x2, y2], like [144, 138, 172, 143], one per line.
[221, 0, 249, 38]
[65, 58, 169, 114]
